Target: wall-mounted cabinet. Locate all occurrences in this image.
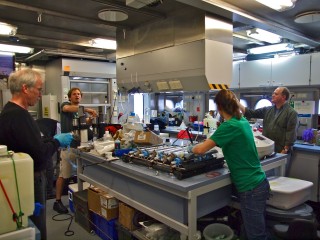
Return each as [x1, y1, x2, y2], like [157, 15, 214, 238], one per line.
[237, 53, 313, 88]
[272, 54, 310, 86]
[311, 52, 320, 85]
[239, 58, 272, 88]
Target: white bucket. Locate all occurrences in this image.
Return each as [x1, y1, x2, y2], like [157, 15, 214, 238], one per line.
[0, 147, 34, 235]
[203, 223, 234, 240]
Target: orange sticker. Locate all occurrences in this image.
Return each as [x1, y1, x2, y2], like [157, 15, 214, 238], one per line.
[206, 171, 221, 178]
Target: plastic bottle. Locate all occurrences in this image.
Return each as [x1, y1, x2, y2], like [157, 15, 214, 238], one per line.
[115, 139, 121, 150]
[103, 130, 113, 141]
[144, 107, 151, 124]
[0, 145, 34, 235]
[153, 124, 160, 135]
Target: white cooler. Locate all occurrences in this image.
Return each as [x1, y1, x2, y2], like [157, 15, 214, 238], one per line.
[267, 176, 313, 210]
[68, 182, 91, 213]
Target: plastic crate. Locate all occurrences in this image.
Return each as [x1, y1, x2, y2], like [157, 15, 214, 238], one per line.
[73, 189, 93, 233]
[91, 211, 118, 240]
[267, 176, 313, 210]
[68, 182, 90, 213]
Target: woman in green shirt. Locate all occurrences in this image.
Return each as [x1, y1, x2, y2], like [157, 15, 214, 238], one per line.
[192, 89, 270, 240]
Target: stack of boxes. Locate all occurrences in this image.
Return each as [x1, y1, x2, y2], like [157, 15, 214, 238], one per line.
[87, 186, 119, 240]
[73, 184, 153, 239]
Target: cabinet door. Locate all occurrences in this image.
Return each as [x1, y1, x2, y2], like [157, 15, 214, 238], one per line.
[272, 54, 310, 86]
[70, 77, 111, 107]
[311, 52, 320, 85]
[239, 58, 272, 88]
[288, 150, 320, 202]
[231, 62, 240, 89]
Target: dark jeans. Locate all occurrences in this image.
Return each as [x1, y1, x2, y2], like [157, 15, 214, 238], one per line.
[30, 170, 47, 240]
[238, 178, 270, 240]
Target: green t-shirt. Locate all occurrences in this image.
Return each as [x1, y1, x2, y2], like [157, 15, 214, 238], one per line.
[210, 116, 266, 192]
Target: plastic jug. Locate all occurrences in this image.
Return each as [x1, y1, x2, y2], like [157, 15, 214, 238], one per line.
[103, 131, 113, 141]
[0, 145, 34, 235]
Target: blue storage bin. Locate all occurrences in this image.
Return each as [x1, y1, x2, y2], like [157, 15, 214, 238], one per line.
[114, 148, 134, 157]
[91, 211, 118, 240]
[193, 123, 204, 131]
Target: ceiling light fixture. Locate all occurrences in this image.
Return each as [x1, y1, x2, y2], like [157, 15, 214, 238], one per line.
[0, 43, 34, 54]
[246, 28, 281, 44]
[89, 38, 117, 50]
[98, 9, 128, 22]
[0, 22, 17, 36]
[126, 0, 160, 9]
[248, 43, 294, 54]
[255, 0, 297, 12]
[294, 11, 320, 23]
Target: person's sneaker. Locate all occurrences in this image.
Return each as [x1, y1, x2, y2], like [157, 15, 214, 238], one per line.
[53, 200, 69, 214]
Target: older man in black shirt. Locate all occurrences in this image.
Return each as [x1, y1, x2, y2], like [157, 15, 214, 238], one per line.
[0, 69, 72, 240]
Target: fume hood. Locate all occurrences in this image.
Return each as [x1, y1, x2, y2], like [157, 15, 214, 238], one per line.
[45, 58, 117, 123]
[116, 9, 233, 93]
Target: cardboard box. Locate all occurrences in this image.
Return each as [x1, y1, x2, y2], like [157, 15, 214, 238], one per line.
[88, 187, 119, 220]
[267, 176, 313, 210]
[118, 202, 138, 231]
[100, 193, 119, 220]
[88, 187, 105, 214]
[134, 131, 163, 145]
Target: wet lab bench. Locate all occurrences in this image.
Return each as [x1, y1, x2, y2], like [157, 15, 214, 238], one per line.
[76, 150, 287, 240]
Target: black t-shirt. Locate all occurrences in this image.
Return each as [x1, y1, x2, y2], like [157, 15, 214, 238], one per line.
[0, 102, 59, 171]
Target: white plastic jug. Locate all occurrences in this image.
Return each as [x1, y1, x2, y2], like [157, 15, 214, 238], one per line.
[0, 145, 34, 235]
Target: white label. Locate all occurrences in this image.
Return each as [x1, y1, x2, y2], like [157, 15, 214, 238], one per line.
[137, 134, 146, 141]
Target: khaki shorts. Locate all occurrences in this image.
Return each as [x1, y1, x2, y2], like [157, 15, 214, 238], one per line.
[59, 149, 77, 179]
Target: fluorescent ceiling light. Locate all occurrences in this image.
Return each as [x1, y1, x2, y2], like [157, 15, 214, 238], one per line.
[248, 43, 294, 54]
[246, 28, 281, 44]
[0, 43, 34, 54]
[255, 0, 297, 12]
[0, 22, 17, 36]
[89, 38, 116, 50]
[0, 52, 14, 56]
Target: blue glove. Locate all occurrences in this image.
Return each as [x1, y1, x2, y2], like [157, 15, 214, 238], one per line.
[54, 133, 73, 147]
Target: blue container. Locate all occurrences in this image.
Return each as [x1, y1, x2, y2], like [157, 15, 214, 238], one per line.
[193, 123, 204, 131]
[91, 212, 118, 240]
[114, 148, 134, 157]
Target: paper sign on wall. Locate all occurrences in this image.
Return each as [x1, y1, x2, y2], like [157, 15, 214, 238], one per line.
[293, 101, 315, 114]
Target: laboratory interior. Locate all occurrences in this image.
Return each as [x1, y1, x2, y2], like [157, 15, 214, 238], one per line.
[1, 0, 320, 240]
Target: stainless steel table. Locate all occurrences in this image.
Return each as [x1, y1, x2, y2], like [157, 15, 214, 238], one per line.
[76, 151, 287, 239]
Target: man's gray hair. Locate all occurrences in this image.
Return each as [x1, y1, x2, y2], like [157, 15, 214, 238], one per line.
[9, 69, 41, 94]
